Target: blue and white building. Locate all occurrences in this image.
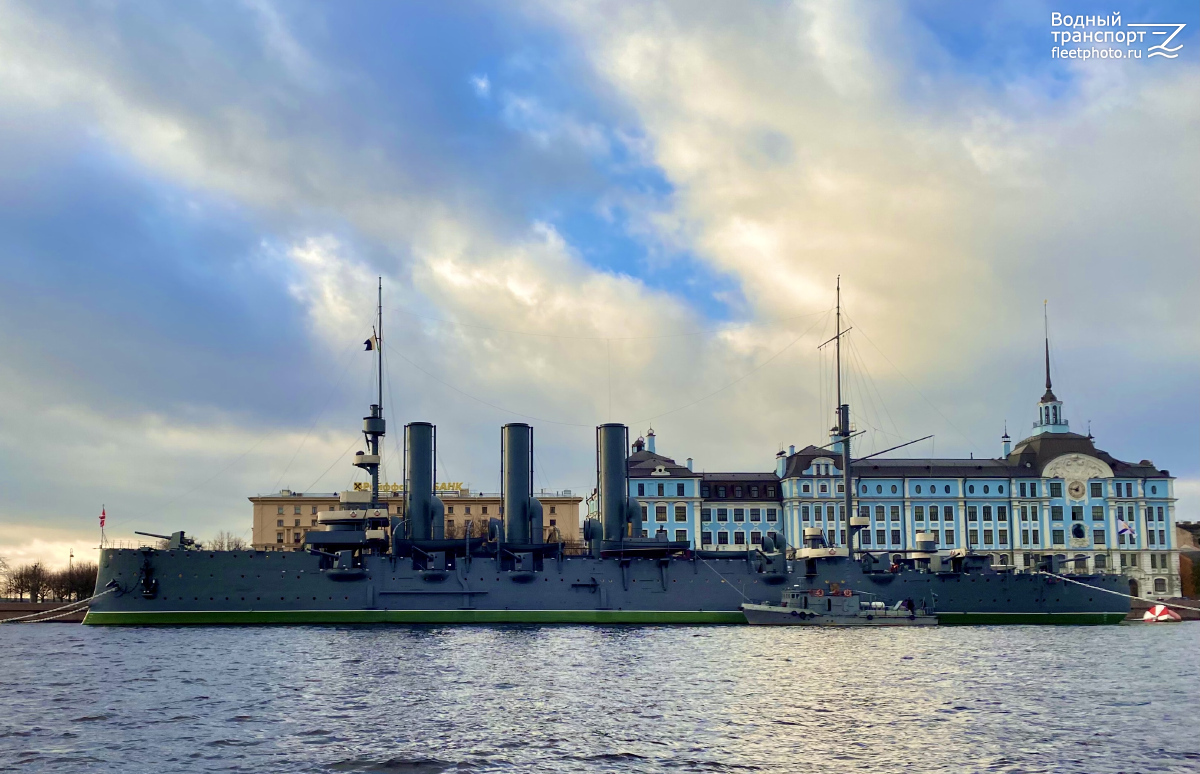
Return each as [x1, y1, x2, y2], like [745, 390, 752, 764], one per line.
[625, 347, 1179, 597]
[627, 430, 783, 551]
[777, 353, 1179, 596]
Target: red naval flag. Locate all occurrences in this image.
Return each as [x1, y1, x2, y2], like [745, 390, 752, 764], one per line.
[100, 506, 106, 529]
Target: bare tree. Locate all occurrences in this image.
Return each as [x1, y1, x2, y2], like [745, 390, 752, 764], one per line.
[67, 562, 99, 600]
[6, 562, 49, 602]
[47, 568, 72, 601]
[208, 531, 249, 551]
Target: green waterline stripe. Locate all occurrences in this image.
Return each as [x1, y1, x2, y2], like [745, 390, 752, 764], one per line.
[83, 609, 749, 625]
[937, 611, 1126, 625]
[83, 609, 1126, 626]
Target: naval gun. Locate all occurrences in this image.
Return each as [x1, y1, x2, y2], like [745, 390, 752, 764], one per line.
[134, 531, 195, 550]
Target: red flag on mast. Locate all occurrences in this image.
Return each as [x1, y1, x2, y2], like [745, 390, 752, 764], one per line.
[100, 506, 106, 528]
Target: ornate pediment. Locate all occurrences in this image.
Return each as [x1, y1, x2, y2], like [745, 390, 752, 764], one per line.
[1042, 453, 1113, 481]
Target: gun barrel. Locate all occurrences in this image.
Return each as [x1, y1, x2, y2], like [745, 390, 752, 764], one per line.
[134, 531, 171, 540]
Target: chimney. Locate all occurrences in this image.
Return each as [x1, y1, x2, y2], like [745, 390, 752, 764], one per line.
[775, 450, 786, 478]
[646, 427, 656, 453]
[788, 445, 795, 456]
[686, 457, 693, 471]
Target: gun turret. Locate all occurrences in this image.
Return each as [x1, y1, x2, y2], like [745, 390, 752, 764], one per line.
[135, 530, 195, 550]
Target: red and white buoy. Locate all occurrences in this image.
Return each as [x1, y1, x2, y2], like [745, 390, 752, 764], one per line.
[1142, 604, 1182, 622]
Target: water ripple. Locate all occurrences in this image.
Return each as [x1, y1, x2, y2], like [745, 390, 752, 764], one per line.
[0, 624, 1196, 773]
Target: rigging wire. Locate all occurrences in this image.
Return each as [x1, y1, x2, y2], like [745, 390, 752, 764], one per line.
[382, 306, 836, 430]
[817, 319, 827, 437]
[387, 306, 830, 341]
[102, 433, 273, 534]
[104, 299, 834, 536]
[270, 339, 363, 493]
[841, 309, 981, 454]
[846, 336, 905, 444]
[848, 335, 904, 440]
[630, 309, 832, 426]
[383, 342, 591, 428]
[303, 433, 362, 493]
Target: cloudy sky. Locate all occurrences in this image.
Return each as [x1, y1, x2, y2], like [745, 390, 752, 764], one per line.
[1, 1, 1196, 568]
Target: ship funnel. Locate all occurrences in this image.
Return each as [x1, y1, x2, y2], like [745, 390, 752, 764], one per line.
[502, 423, 544, 544]
[597, 424, 640, 543]
[401, 422, 444, 545]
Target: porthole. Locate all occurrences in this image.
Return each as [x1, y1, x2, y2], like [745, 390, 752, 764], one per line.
[876, 485, 883, 494]
[998, 485, 1004, 493]
[1151, 485, 1157, 494]
[983, 485, 990, 494]
[916, 485, 923, 494]
[944, 485, 950, 494]
[891, 485, 898, 494]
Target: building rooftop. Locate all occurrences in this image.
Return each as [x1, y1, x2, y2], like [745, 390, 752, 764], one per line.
[781, 432, 1170, 480]
[252, 488, 581, 500]
[626, 449, 695, 478]
[701, 472, 779, 482]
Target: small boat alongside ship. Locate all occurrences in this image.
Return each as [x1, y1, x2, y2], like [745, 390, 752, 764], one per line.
[742, 584, 937, 626]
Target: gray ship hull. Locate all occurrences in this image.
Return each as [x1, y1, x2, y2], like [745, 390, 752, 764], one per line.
[85, 547, 1130, 625]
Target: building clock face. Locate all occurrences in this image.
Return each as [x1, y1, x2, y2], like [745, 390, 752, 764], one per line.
[1067, 480, 1086, 499]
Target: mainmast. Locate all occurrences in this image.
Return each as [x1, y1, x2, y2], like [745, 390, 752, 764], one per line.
[835, 279, 853, 558]
[819, 278, 854, 556]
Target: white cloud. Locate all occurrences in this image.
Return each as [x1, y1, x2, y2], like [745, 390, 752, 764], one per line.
[1173, 478, 1200, 524]
[0, 0, 1194, 559]
[470, 73, 491, 98]
[499, 91, 611, 155]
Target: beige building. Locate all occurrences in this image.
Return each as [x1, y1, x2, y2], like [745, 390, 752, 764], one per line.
[250, 486, 582, 551]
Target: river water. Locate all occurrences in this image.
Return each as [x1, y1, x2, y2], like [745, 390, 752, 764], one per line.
[1, 623, 1197, 773]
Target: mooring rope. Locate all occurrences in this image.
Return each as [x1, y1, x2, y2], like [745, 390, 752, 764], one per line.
[1037, 571, 1200, 613]
[697, 556, 752, 602]
[0, 588, 114, 624]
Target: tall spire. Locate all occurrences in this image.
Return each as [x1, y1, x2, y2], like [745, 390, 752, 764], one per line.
[1032, 300, 1067, 436]
[1042, 301, 1056, 402]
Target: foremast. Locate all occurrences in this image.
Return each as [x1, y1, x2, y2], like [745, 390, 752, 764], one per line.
[356, 278, 386, 511]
